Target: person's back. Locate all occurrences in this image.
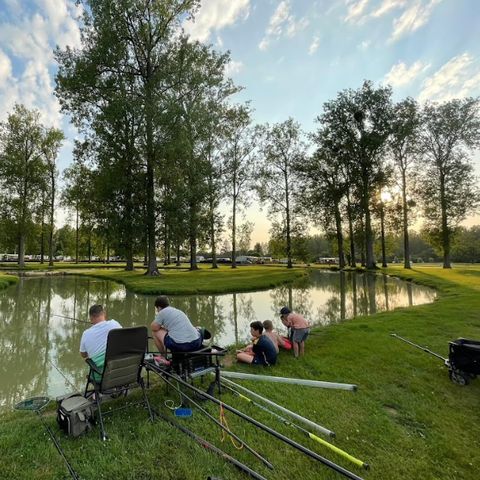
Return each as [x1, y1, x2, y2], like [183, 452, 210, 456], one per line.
[252, 334, 277, 365]
[80, 304, 122, 376]
[262, 320, 280, 353]
[151, 296, 202, 354]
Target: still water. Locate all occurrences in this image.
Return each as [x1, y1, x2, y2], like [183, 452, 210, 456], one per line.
[0, 271, 435, 410]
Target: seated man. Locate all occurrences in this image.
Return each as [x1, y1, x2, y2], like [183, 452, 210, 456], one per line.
[150, 295, 202, 354]
[237, 321, 277, 366]
[80, 304, 122, 378]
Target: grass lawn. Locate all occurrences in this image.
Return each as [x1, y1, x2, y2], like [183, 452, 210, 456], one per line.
[0, 273, 18, 290]
[1, 265, 479, 479]
[67, 264, 308, 295]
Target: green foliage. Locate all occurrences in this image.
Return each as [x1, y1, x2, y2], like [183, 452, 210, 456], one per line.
[419, 98, 480, 267]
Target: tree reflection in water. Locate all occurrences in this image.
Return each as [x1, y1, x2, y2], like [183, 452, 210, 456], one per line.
[0, 272, 435, 410]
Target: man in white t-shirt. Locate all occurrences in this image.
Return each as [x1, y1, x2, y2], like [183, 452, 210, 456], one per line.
[80, 304, 122, 375]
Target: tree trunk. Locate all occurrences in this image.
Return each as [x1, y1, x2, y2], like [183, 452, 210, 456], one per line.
[285, 170, 292, 269]
[401, 168, 411, 269]
[334, 205, 345, 269]
[380, 204, 387, 268]
[364, 201, 375, 269]
[176, 244, 181, 267]
[75, 206, 79, 264]
[18, 233, 26, 268]
[347, 196, 356, 268]
[211, 211, 218, 269]
[48, 172, 55, 267]
[231, 193, 237, 269]
[189, 195, 198, 271]
[144, 79, 159, 276]
[88, 228, 92, 263]
[40, 218, 45, 264]
[439, 171, 451, 268]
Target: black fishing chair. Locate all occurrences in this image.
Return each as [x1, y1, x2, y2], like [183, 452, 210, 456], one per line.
[84, 326, 154, 441]
[147, 329, 226, 394]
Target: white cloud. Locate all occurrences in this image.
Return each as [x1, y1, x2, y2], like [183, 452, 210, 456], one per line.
[183, 0, 250, 42]
[344, 0, 370, 24]
[308, 36, 320, 55]
[0, 0, 82, 126]
[418, 53, 480, 103]
[0, 49, 13, 87]
[225, 60, 243, 77]
[390, 0, 442, 43]
[258, 1, 309, 51]
[372, 0, 407, 18]
[384, 60, 429, 87]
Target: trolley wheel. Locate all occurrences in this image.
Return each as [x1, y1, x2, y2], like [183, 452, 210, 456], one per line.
[449, 370, 470, 386]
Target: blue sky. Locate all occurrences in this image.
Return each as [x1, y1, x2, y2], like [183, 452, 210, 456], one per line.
[0, 0, 479, 242]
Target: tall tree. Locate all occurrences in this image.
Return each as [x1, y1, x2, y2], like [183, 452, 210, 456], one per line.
[317, 81, 393, 269]
[0, 105, 49, 267]
[258, 118, 306, 269]
[419, 98, 480, 268]
[299, 135, 348, 269]
[222, 104, 257, 268]
[56, 0, 200, 275]
[389, 98, 420, 269]
[41, 127, 65, 267]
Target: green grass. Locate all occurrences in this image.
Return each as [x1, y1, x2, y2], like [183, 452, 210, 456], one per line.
[67, 264, 308, 295]
[1, 266, 480, 479]
[0, 273, 18, 290]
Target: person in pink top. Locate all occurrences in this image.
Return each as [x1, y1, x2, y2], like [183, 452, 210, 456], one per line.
[279, 306, 310, 358]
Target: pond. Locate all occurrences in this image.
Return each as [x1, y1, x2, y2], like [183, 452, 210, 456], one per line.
[0, 271, 435, 411]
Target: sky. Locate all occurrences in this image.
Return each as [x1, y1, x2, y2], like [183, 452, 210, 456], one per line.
[0, 0, 479, 244]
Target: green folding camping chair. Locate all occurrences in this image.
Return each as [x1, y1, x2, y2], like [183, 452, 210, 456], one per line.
[84, 326, 154, 441]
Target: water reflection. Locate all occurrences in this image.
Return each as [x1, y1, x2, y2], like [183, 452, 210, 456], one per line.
[0, 272, 435, 410]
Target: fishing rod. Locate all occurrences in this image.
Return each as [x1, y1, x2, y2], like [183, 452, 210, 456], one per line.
[158, 373, 273, 470]
[14, 397, 81, 480]
[221, 382, 369, 470]
[47, 358, 79, 392]
[153, 408, 268, 480]
[220, 375, 335, 437]
[52, 314, 90, 325]
[147, 364, 365, 480]
[390, 333, 447, 362]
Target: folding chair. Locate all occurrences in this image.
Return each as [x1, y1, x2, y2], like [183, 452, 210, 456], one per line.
[84, 326, 154, 441]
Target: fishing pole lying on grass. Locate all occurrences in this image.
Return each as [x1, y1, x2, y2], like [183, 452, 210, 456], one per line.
[153, 408, 268, 480]
[221, 381, 369, 470]
[390, 333, 447, 362]
[158, 373, 273, 470]
[220, 370, 357, 391]
[14, 397, 80, 480]
[146, 363, 365, 480]
[219, 374, 335, 438]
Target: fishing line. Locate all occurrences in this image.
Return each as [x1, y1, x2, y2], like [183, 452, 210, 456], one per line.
[47, 358, 79, 392]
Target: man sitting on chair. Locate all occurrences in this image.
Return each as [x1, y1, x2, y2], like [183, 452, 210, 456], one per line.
[80, 304, 122, 375]
[151, 295, 203, 354]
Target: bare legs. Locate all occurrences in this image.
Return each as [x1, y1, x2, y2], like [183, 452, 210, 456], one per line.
[152, 328, 168, 353]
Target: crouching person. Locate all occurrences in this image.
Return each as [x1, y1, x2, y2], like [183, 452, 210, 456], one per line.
[150, 295, 202, 354]
[237, 321, 277, 366]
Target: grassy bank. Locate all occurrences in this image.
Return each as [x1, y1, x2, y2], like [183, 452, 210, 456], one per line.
[69, 264, 308, 295]
[1, 266, 479, 479]
[0, 273, 18, 290]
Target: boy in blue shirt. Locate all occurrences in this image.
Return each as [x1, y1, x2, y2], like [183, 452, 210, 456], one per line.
[236, 321, 277, 366]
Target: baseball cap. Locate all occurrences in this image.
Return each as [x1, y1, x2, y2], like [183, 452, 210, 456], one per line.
[280, 306, 291, 315]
